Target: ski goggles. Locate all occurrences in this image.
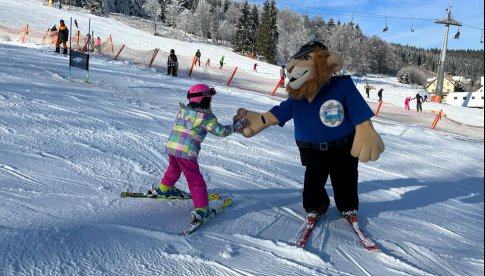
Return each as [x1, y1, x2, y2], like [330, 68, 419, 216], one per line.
[187, 87, 217, 99]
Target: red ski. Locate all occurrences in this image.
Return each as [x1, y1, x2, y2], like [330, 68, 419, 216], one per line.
[293, 214, 321, 248]
[344, 215, 380, 252]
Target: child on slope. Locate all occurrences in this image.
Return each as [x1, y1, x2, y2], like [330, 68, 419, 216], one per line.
[150, 84, 247, 223]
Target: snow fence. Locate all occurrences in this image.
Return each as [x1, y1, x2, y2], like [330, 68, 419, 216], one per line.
[0, 23, 482, 141]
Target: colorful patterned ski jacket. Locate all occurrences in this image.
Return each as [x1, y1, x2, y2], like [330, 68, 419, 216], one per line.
[165, 103, 234, 161]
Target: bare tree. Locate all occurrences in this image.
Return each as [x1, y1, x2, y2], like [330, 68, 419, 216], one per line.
[166, 0, 183, 27]
[143, 0, 162, 34]
[194, 0, 212, 38]
[276, 9, 311, 62]
[178, 9, 194, 35]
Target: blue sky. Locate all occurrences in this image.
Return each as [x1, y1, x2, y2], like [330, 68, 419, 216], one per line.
[249, 0, 484, 50]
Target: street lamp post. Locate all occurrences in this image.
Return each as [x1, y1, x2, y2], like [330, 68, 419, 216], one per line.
[434, 6, 462, 103]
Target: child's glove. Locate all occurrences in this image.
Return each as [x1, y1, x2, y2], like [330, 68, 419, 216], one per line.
[232, 117, 248, 133]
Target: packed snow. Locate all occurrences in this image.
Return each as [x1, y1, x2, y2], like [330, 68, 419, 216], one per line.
[0, 1, 483, 275]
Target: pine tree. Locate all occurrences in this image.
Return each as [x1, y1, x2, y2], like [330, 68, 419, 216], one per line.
[326, 18, 335, 30]
[249, 4, 259, 55]
[233, 1, 252, 53]
[159, 0, 168, 23]
[129, 0, 145, 17]
[256, 0, 278, 64]
[82, 0, 104, 15]
[223, 0, 230, 12]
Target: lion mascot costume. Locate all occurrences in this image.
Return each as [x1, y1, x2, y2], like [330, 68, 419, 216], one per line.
[237, 41, 384, 219]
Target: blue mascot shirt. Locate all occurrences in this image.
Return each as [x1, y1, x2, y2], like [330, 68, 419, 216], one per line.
[270, 76, 374, 143]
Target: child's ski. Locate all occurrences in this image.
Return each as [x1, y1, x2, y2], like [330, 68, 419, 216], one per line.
[179, 198, 233, 236]
[121, 191, 221, 201]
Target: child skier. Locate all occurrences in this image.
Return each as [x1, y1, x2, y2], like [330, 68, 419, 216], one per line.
[150, 84, 247, 223]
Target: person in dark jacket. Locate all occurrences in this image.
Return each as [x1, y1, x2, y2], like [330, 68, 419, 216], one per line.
[413, 93, 423, 112]
[377, 88, 383, 102]
[364, 83, 371, 98]
[195, 49, 201, 66]
[55, 19, 69, 54]
[167, 49, 178, 77]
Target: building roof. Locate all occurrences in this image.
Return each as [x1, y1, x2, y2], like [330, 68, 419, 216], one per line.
[426, 75, 457, 89]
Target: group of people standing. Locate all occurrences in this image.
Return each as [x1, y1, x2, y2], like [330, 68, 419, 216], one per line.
[363, 83, 384, 102]
[363, 83, 429, 112]
[167, 49, 227, 77]
[405, 93, 427, 112]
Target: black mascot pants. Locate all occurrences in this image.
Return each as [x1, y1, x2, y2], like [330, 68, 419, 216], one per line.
[299, 134, 359, 214]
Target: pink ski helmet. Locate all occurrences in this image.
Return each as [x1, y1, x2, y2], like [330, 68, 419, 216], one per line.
[187, 84, 216, 103]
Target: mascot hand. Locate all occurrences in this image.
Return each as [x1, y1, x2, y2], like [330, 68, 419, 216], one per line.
[351, 120, 385, 162]
[236, 108, 279, 138]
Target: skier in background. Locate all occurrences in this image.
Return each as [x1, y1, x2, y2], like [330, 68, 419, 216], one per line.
[167, 49, 178, 77]
[404, 96, 411, 110]
[195, 49, 201, 66]
[55, 19, 69, 54]
[364, 83, 371, 98]
[150, 83, 247, 223]
[95, 37, 102, 54]
[413, 93, 423, 112]
[219, 55, 225, 69]
[377, 88, 383, 102]
[279, 65, 286, 88]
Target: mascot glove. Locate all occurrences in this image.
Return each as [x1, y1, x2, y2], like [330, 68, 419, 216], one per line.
[351, 120, 385, 162]
[232, 117, 248, 133]
[236, 108, 279, 138]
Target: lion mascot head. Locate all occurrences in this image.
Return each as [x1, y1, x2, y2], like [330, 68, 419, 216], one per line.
[286, 41, 343, 101]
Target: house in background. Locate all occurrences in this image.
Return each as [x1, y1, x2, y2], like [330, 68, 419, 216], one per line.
[444, 76, 484, 108]
[426, 73, 459, 95]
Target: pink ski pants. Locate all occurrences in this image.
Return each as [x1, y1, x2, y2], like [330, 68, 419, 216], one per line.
[161, 155, 208, 208]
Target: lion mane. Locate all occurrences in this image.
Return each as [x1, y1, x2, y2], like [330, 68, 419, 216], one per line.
[287, 49, 335, 100]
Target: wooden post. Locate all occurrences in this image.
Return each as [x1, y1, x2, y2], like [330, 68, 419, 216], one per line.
[431, 109, 443, 129]
[188, 56, 196, 77]
[374, 101, 383, 117]
[21, 24, 29, 43]
[41, 27, 50, 44]
[226, 66, 238, 86]
[114, 44, 125, 60]
[109, 34, 114, 53]
[271, 79, 283, 96]
[149, 48, 159, 67]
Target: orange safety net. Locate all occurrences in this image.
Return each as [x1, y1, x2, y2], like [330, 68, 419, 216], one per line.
[1, 22, 482, 141]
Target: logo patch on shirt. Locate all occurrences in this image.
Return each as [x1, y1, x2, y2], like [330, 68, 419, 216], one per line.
[320, 100, 344, 127]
